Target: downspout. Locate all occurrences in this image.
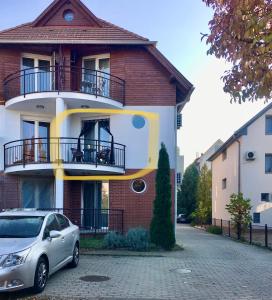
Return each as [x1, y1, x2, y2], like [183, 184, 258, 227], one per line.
[235, 138, 241, 194]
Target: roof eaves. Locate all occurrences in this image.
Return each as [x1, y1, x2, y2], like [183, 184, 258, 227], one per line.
[0, 39, 156, 45]
[208, 102, 272, 161]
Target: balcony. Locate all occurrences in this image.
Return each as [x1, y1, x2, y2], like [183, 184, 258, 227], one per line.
[4, 138, 126, 175]
[3, 66, 125, 106]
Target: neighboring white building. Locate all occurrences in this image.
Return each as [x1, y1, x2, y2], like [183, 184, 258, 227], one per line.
[209, 103, 272, 227]
[176, 147, 184, 189]
[196, 139, 223, 171]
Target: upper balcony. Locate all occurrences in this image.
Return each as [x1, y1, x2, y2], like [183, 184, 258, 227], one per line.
[3, 65, 125, 109]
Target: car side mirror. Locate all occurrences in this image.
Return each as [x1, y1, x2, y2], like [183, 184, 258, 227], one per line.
[49, 230, 61, 239]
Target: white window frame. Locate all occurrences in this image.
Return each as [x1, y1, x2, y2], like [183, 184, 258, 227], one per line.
[21, 53, 53, 93]
[82, 54, 110, 72]
[21, 116, 51, 162]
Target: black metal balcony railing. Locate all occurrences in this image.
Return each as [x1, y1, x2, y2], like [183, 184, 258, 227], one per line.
[4, 138, 126, 170]
[3, 65, 125, 103]
[42, 208, 124, 235]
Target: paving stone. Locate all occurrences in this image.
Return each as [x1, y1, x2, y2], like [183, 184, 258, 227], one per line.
[5, 225, 272, 300]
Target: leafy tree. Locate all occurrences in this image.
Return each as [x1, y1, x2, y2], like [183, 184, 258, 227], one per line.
[150, 143, 175, 250]
[202, 0, 272, 103]
[195, 164, 212, 225]
[226, 193, 252, 239]
[177, 163, 199, 218]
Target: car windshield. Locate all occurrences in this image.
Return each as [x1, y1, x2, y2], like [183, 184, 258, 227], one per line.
[0, 216, 44, 238]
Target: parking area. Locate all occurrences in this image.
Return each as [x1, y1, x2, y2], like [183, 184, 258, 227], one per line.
[2, 224, 272, 300]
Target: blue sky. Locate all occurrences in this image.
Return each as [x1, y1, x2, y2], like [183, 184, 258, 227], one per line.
[0, 0, 268, 167]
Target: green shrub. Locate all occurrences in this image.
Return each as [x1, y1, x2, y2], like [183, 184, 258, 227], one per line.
[126, 227, 150, 251]
[206, 225, 222, 235]
[103, 231, 126, 249]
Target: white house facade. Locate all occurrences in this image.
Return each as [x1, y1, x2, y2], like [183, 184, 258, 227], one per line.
[209, 103, 272, 227]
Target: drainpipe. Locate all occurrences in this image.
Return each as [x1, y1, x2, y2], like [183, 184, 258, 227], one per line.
[235, 138, 241, 194]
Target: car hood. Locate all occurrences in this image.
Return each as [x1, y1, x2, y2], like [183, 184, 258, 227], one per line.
[0, 238, 37, 255]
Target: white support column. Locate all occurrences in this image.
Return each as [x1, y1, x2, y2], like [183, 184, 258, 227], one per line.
[54, 97, 67, 210]
[55, 169, 64, 210]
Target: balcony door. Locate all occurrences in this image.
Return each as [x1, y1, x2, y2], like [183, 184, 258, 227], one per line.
[82, 182, 109, 229]
[21, 55, 52, 95]
[22, 120, 50, 163]
[82, 55, 110, 97]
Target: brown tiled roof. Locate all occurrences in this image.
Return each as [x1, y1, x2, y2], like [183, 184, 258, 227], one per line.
[0, 21, 151, 44]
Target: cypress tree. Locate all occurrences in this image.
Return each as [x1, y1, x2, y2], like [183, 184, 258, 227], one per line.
[150, 143, 175, 250]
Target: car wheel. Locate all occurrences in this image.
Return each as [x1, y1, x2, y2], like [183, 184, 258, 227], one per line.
[69, 243, 79, 268]
[33, 257, 48, 293]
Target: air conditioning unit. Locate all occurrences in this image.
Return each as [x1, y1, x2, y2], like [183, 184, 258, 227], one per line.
[245, 151, 256, 161]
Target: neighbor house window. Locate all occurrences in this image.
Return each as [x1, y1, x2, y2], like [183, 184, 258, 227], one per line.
[177, 173, 181, 184]
[265, 116, 272, 135]
[253, 213, 260, 224]
[261, 193, 270, 202]
[265, 154, 272, 173]
[222, 178, 227, 190]
[222, 150, 227, 161]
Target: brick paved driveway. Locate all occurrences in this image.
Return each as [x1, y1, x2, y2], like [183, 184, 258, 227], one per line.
[3, 225, 272, 300]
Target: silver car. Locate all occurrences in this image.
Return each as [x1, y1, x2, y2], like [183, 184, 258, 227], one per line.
[0, 209, 80, 293]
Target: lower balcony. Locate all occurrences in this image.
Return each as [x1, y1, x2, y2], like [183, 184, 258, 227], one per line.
[4, 138, 126, 175]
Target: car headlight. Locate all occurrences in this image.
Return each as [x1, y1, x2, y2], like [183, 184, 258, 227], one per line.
[0, 248, 31, 269]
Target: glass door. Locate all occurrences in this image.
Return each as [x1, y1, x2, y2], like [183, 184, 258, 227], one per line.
[21, 178, 54, 209]
[22, 120, 35, 163]
[83, 182, 102, 229]
[21, 58, 35, 94]
[38, 60, 51, 92]
[82, 59, 96, 93]
[98, 58, 110, 97]
[38, 122, 50, 162]
[82, 56, 110, 97]
[21, 56, 51, 95]
[22, 120, 50, 163]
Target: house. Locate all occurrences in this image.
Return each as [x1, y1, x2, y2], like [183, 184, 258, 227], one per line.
[209, 103, 272, 227]
[195, 139, 223, 172]
[0, 0, 193, 233]
[176, 147, 184, 189]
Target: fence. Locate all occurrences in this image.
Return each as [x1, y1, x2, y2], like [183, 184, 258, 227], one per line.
[213, 218, 272, 248]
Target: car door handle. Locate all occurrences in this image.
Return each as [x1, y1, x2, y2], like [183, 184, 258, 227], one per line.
[61, 237, 65, 242]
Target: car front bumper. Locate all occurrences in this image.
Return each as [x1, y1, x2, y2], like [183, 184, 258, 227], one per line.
[0, 263, 34, 292]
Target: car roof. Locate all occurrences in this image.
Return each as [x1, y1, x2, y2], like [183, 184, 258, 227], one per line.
[0, 209, 55, 217]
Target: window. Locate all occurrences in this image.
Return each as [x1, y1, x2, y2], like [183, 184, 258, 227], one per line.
[82, 55, 110, 97]
[265, 154, 272, 173]
[222, 150, 227, 161]
[21, 55, 51, 95]
[222, 178, 227, 190]
[131, 179, 147, 194]
[21, 178, 54, 209]
[63, 9, 74, 22]
[265, 116, 272, 135]
[261, 193, 270, 202]
[177, 173, 181, 184]
[0, 216, 44, 238]
[56, 214, 70, 231]
[43, 214, 60, 239]
[253, 213, 260, 224]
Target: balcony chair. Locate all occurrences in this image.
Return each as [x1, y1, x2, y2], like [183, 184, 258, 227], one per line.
[97, 148, 111, 164]
[71, 148, 84, 163]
